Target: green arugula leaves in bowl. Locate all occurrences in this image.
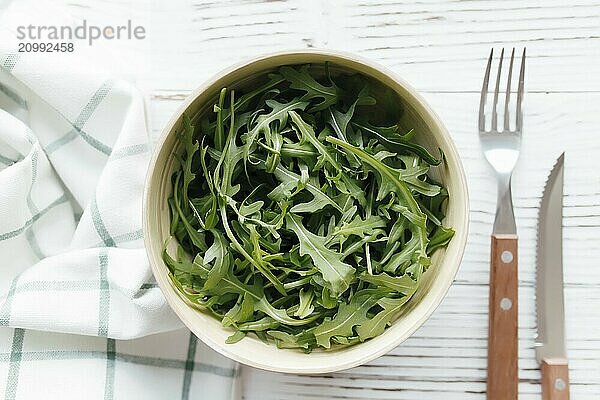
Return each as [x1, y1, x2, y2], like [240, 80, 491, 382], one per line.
[162, 63, 454, 352]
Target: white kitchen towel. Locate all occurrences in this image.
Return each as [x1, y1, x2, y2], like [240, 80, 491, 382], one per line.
[0, 65, 181, 338]
[0, 0, 181, 340]
[0, 1, 238, 399]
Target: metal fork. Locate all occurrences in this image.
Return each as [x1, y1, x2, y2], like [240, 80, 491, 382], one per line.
[479, 48, 526, 400]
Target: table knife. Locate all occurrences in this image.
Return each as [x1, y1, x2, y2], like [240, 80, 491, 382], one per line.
[536, 153, 569, 400]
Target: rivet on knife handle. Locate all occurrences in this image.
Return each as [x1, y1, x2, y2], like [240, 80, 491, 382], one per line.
[487, 234, 518, 400]
[541, 359, 570, 400]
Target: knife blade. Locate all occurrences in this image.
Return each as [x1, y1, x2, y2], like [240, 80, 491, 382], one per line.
[536, 153, 570, 400]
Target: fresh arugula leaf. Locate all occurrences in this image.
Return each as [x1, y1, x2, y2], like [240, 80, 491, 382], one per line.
[285, 213, 355, 296]
[280, 65, 340, 111]
[294, 288, 315, 319]
[267, 330, 314, 350]
[226, 330, 246, 344]
[352, 120, 441, 165]
[222, 293, 254, 327]
[330, 215, 386, 243]
[269, 162, 343, 214]
[179, 114, 199, 210]
[289, 111, 341, 172]
[313, 289, 386, 348]
[359, 272, 417, 295]
[356, 295, 414, 341]
[427, 226, 455, 254]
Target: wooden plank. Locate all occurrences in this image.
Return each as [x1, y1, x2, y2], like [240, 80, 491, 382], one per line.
[64, 0, 600, 93]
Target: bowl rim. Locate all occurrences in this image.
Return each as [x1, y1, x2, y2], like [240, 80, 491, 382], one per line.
[143, 48, 470, 374]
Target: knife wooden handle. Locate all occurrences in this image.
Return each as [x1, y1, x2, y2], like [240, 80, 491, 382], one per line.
[487, 234, 518, 400]
[541, 359, 570, 400]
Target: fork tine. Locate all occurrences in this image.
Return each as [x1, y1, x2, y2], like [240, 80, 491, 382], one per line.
[491, 48, 504, 131]
[503, 49, 515, 131]
[479, 49, 493, 131]
[515, 48, 526, 132]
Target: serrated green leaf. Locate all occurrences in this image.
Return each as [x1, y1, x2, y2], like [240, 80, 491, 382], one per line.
[331, 215, 386, 241]
[359, 272, 417, 295]
[313, 289, 384, 348]
[225, 330, 246, 344]
[356, 295, 414, 341]
[269, 162, 342, 214]
[294, 288, 315, 319]
[427, 226, 455, 253]
[285, 213, 355, 296]
[244, 98, 309, 159]
[238, 317, 280, 331]
[352, 120, 441, 165]
[222, 293, 255, 327]
[280, 65, 340, 111]
[289, 110, 341, 172]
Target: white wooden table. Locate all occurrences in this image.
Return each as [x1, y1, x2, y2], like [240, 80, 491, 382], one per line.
[64, 0, 600, 398]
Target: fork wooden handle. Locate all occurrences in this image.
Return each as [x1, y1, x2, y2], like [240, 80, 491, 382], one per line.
[541, 359, 570, 400]
[487, 234, 518, 400]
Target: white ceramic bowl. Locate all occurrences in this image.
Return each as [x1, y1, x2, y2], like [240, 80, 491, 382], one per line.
[143, 50, 469, 374]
